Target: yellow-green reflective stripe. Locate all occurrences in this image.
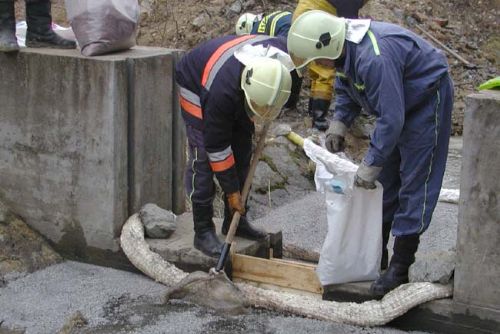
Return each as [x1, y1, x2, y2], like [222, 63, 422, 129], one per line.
[419, 90, 440, 233]
[257, 11, 280, 34]
[336, 72, 347, 78]
[354, 83, 365, 91]
[367, 30, 380, 56]
[270, 12, 290, 36]
[188, 148, 198, 203]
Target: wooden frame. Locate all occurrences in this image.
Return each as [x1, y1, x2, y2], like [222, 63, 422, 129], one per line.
[231, 253, 323, 294]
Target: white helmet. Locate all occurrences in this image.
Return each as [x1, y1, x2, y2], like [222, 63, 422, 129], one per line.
[235, 13, 257, 35]
[287, 10, 347, 69]
[241, 57, 292, 122]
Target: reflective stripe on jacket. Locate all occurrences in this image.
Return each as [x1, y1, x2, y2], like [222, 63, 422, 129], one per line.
[251, 11, 292, 37]
[176, 36, 290, 194]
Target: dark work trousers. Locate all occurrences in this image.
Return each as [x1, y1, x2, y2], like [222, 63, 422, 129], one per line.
[378, 74, 454, 237]
[184, 124, 253, 208]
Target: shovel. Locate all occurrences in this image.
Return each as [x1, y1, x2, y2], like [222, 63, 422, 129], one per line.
[164, 122, 272, 313]
[213, 121, 271, 274]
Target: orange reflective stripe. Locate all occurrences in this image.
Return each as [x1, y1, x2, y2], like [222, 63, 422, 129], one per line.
[201, 35, 255, 87]
[209, 154, 235, 172]
[180, 95, 202, 119]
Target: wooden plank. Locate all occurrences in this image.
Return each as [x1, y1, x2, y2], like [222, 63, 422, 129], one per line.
[232, 253, 323, 294]
[269, 257, 317, 270]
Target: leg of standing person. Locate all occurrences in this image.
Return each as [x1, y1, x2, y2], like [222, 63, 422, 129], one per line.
[371, 75, 453, 296]
[185, 125, 223, 257]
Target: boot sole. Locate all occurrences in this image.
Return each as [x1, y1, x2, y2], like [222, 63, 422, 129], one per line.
[0, 46, 20, 53]
[26, 41, 76, 49]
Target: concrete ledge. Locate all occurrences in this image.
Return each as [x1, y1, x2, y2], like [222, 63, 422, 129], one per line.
[0, 47, 185, 265]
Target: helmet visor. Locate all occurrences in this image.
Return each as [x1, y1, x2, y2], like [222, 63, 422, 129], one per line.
[289, 51, 310, 70]
[249, 100, 282, 122]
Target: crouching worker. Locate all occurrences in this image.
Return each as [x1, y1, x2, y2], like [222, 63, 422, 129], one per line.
[288, 11, 454, 296]
[175, 35, 296, 257]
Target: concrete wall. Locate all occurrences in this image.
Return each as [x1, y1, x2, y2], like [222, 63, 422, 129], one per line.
[0, 47, 185, 265]
[455, 90, 500, 319]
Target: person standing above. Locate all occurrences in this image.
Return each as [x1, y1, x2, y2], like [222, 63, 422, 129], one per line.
[0, 0, 76, 52]
[288, 11, 453, 296]
[292, 0, 369, 131]
[176, 35, 296, 257]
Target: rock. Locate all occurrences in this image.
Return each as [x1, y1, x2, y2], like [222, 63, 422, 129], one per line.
[192, 13, 210, 28]
[164, 271, 248, 315]
[139, 0, 153, 14]
[139, 204, 177, 239]
[252, 161, 285, 193]
[243, 0, 255, 10]
[409, 250, 456, 284]
[229, 0, 243, 14]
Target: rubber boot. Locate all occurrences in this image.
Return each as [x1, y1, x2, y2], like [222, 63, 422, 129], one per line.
[309, 98, 330, 132]
[370, 234, 420, 297]
[25, 0, 76, 49]
[222, 198, 267, 240]
[0, 1, 19, 52]
[192, 204, 223, 257]
[381, 222, 392, 270]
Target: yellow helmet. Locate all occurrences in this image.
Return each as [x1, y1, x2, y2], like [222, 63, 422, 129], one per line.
[287, 10, 347, 69]
[241, 57, 292, 122]
[235, 13, 257, 35]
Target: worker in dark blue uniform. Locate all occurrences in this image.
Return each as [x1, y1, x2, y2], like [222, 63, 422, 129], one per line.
[235, 11, 292, 38]
[288, 11, 454, 296]
[176, 35, 296, 257]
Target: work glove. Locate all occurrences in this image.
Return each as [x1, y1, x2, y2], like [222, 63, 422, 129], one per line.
[226, 192, 245, 216]
[325, 120, 347, 153]
[354, 161, 382, 190]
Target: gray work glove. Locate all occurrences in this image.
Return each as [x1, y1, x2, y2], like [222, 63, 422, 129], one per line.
[354, 161, 382, 190]
[325, 120, 347, 153]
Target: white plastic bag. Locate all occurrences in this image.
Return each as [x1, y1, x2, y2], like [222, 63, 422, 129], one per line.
[303, 139, 383, 285]
[318, 176, 383, 285]
[65, 0, 139, 56]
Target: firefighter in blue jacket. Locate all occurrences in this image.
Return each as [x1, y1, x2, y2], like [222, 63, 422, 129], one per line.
[288, 11, 454, 296]
[235, 11, 292, 38]
[175, 35, 296, 257]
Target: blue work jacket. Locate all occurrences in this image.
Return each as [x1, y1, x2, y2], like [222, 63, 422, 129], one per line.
[334, 22, 449, 167]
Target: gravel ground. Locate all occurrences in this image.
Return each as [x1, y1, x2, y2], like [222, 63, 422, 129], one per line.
[0, 261, 426, 334]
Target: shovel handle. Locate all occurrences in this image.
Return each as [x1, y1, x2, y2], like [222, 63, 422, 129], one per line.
[215, 122, 271, 272]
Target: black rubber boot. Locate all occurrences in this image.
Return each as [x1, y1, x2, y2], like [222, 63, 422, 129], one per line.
[381, 222, 392, 270]
[371, 234, 420, 297]
[0, 1, 19, 52]
[193, 204, 223, 257]
[222, 199, 267, 240]
[25, 0, 76, 49]
[309, 98, 330, 132]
